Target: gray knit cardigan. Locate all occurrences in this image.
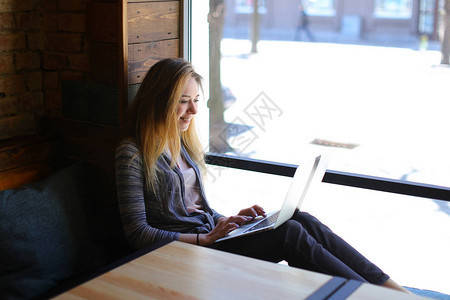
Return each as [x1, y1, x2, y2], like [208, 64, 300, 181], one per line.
[115, 139, 224, 249]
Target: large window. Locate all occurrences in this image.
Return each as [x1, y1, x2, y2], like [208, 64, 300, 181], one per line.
[190, 0, 450, 189]
[189, 0, 449, 293]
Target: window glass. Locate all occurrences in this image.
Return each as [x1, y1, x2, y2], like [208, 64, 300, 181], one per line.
[374, 0, 413, 19]
[191, 0, 450, 188]
[204, 166, 450, 295]
[191, 1, 449, 294]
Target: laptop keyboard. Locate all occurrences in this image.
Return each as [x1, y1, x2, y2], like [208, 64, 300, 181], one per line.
[245, 211, 280, 233]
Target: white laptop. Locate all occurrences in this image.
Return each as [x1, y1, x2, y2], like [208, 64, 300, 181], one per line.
[216, 154, 328, 242]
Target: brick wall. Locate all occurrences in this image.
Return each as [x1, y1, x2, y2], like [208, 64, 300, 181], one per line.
[0, 0, 89, 140]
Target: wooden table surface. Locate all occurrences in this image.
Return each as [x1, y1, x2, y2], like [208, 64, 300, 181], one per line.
[55, 241, 427, 300]
[55, 241, 333, 299]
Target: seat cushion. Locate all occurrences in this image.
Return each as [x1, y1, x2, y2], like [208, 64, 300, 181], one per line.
[0, 164, 108, 300]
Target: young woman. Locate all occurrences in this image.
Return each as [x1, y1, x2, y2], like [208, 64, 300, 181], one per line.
[115, 58, 409, 293]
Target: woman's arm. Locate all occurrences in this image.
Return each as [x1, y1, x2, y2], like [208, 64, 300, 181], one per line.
[115, 141, 179, 249]
[211, 209, 226, 224]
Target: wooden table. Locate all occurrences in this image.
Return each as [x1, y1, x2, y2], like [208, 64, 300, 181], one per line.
[56, 241, 334, 299]
[55, 241, 426, 300]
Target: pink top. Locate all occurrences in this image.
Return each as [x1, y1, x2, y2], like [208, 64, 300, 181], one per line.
[176, 155, 204, 214]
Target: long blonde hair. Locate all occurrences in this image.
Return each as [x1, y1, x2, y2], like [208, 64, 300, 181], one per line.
[124, 58, 205, 191]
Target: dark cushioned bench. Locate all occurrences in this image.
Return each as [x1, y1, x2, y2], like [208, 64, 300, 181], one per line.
[0, 164, 130, 300]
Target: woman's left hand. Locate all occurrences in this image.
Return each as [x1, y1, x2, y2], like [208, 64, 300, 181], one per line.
[238, 204, 266, 219]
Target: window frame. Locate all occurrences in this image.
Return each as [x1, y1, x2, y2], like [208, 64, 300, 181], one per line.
[205, 153, 450, 202]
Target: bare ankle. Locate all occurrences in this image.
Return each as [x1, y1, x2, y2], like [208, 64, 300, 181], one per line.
[382, 279, 411, 294]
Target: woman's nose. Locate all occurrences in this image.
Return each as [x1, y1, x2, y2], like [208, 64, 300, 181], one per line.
[189, 102, 197, 114]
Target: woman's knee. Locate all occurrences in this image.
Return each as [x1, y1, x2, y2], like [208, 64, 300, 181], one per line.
[294, 210, 318, 222]
[280, 219, 309, 241]
[292, 211, 335, 241]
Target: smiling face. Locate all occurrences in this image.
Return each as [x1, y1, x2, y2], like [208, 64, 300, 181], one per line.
[177, 77, 199, 132]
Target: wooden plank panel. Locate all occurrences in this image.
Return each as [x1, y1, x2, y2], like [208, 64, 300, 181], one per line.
[120, 0, 129, 124]
[0, 134, 62, 190]
[127, 1, 179, 44]
[0, 140, 60, 172]
[128, 39, 179, 84]
[0, 161, 58, 191]
[0, 134, 56, 153]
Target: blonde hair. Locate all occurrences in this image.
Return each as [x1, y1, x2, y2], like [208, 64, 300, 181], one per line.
[124, 58, 205, 191]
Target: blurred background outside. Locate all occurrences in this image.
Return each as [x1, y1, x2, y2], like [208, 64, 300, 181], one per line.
[191, 0, 450, 294]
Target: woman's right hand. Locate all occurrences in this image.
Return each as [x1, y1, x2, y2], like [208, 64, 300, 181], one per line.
[200, 215, 251, 246]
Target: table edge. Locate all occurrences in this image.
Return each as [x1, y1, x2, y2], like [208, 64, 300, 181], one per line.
[37, 239, 172, 299]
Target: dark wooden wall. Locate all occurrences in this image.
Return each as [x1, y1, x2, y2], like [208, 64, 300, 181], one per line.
[0, 0, 184, 259]
[0, 0, 183, 191]
[126, 0, 181, 104]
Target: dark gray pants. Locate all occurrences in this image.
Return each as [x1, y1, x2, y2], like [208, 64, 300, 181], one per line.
[211, 211, 389, 285]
